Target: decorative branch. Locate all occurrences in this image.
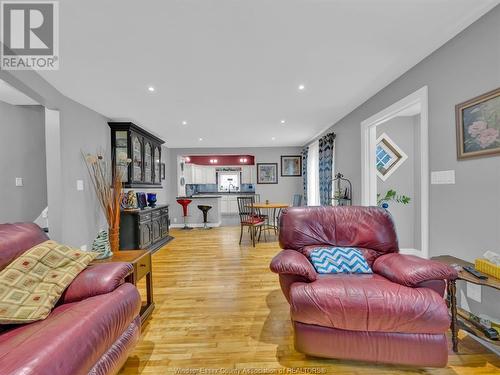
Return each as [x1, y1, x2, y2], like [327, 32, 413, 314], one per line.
[82, 151, 130, 228]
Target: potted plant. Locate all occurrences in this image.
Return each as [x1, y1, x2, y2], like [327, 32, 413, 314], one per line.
[377, 189, 410, 209]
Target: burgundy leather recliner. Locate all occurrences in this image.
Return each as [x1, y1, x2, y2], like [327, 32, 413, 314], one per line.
[270, 206, 457, 367]
[0, 223, 142, 375]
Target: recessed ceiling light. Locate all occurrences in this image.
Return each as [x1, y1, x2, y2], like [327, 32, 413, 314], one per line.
[298, 84, 305, 91]
[271, 137, 276, 141]
[147, 86, 155, 92]
[198, 137, 203, 141]
[280, 119, 286, 124]
[182, 121, 187, 125]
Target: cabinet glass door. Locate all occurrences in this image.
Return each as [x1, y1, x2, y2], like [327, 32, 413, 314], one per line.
[115, 131, 128, 182]
[132, 135, 143, 181]
[144, 142, 152, 183]
[154, 147, 161, 184]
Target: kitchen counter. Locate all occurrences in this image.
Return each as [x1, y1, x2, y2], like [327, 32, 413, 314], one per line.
[193, 192, 256, 195]
[176, 195, 222, 199]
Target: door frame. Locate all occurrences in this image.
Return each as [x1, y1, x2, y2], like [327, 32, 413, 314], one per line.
[360, 86, 429, 258]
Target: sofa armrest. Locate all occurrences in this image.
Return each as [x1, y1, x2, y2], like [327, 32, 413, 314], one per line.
[373, 253, 457, 287]
[60, 262, 134, 303]
[270, 250, 317, 282]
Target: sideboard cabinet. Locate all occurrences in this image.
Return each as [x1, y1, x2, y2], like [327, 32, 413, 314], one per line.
[109, 122, 165, 188]
[120, 205, 172, 253]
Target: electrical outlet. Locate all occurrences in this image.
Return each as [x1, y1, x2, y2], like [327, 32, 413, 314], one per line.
[431, 170, 455, 184]
[466, 282, 481, 303]
[80, 244, 87, 251]
[15, 177, 23, 187]
[76, 180, 84, 191]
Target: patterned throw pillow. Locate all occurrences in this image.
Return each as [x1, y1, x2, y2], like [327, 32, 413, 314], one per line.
[0, 240, 97, 324]
[310, 247, 372, 274]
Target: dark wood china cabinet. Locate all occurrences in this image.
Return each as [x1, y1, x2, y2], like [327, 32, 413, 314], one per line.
[109, 122, 164, 188]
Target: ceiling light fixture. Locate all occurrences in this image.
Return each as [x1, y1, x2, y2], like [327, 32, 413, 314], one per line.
[280, 119, 286, 124]
[271, 137, 276, 141]
[198, 137, 203, 141]
[298, 84, 305, 91]
[182, 121, 187, 125]
[148, 86, 155, 92]
[185, 157, 191, 162]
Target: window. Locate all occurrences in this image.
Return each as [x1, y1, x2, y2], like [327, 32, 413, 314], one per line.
[307, 140, 320, 206]
[376, 133, 407, 181]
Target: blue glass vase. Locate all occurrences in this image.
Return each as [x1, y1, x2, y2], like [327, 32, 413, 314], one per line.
[147, 193, 157, 208]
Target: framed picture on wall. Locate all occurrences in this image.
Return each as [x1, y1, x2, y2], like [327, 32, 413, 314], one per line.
[456, 87, 500, 160]
[257, 163, 278, 184]
[281, 155, 302, 176]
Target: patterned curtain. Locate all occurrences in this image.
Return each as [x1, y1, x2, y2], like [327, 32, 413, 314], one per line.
[301, 146, 308, 205]
[318, 132, 336, 205]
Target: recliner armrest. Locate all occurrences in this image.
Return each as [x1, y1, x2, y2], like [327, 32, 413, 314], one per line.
[60, 262, 134, 303]
[373, 253, 457, 287]
[270, 250, 317, 282]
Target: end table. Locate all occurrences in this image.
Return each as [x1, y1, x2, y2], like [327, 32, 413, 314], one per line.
[92, 250, 154, 325]
[432, 255, 500, 352]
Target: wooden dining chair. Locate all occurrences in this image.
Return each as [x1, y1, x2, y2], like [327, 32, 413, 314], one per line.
[237, 196, 264, 247]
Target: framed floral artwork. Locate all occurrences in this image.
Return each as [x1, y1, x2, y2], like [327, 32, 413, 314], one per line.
[257, 163, 278, 184]
[281, 155, 302, 177]
[456, 87, 500, 160]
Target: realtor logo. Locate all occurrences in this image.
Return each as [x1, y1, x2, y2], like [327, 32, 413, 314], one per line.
[1, 1, 59, 70]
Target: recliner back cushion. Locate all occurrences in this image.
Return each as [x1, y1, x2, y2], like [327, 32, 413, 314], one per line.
[279, 206, 399, 254]
[0, 223, 49, 271]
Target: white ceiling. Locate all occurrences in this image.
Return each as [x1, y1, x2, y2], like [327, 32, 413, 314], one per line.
[0, 79, 39, 106]
[40, 0, 498, 148]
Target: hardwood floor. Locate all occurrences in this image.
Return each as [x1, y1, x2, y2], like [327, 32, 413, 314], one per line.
[119, 227, 500, 375]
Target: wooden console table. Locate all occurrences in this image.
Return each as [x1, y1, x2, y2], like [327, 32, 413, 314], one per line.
[432, 255, 500, 352]
[92, 250, 154, 325]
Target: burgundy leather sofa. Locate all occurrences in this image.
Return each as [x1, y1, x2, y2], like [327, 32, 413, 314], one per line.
[0, 223, 142, 375]
[270, 206, 457, 367]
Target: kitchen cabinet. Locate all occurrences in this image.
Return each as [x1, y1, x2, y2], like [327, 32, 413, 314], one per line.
[241, 166, 256, 184]
[109, 122, 165, 188]
[185, 164, 217, 184]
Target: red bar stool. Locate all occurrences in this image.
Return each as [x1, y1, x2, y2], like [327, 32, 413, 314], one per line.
[176, 198, 193, 230]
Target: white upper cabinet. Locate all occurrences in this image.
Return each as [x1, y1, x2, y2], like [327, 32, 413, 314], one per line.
[204, 166, 217, 184]
[183, 163, 194, 185]
[241, 166, 256, 184]
[188, 165, 217, 184]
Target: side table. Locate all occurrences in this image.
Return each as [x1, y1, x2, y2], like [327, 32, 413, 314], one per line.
[92, 250, 154, 325]
[432, 255, 500, 352]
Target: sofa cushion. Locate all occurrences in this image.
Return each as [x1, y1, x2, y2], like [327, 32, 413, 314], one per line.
[0, 240, 96, 324]
[309, 247, 372, 274]
[289, 273, 450, 334]
[0, 283, 141, 375]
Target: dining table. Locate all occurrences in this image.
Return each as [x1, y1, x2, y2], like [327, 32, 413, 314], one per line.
[249, 202, 290, 236]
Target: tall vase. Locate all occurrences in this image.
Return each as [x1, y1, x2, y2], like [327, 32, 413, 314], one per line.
[108, 226, 120, 253]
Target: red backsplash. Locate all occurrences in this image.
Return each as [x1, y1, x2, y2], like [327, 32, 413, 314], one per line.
[184, 155, 254, 165]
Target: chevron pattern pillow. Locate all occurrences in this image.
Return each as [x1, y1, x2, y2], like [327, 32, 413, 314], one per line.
[310, 247, 372, 274]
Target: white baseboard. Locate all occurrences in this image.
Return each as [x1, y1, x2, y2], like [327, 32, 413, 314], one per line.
[170, 221, 221, 228]
[400, 248, 426, 258]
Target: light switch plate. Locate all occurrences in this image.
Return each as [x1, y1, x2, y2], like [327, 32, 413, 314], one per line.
[76, 179, 84, 191]
[15, 177, 23, 187]
[431, 170, 455, 184]
[466, 282, 481, 303]
[80, 244, 87, 251]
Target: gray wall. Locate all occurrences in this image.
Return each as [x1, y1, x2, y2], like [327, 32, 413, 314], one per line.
[316, 6, 500, 319]
[0, 69, 111, 249]
[166, 147, 303, 223]
[0, 101, 46, 222]
[377, 115, 419, 249]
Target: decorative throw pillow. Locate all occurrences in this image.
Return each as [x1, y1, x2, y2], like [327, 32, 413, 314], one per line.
[310, 247, 372, 274]
[0, 240, 97, 324]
